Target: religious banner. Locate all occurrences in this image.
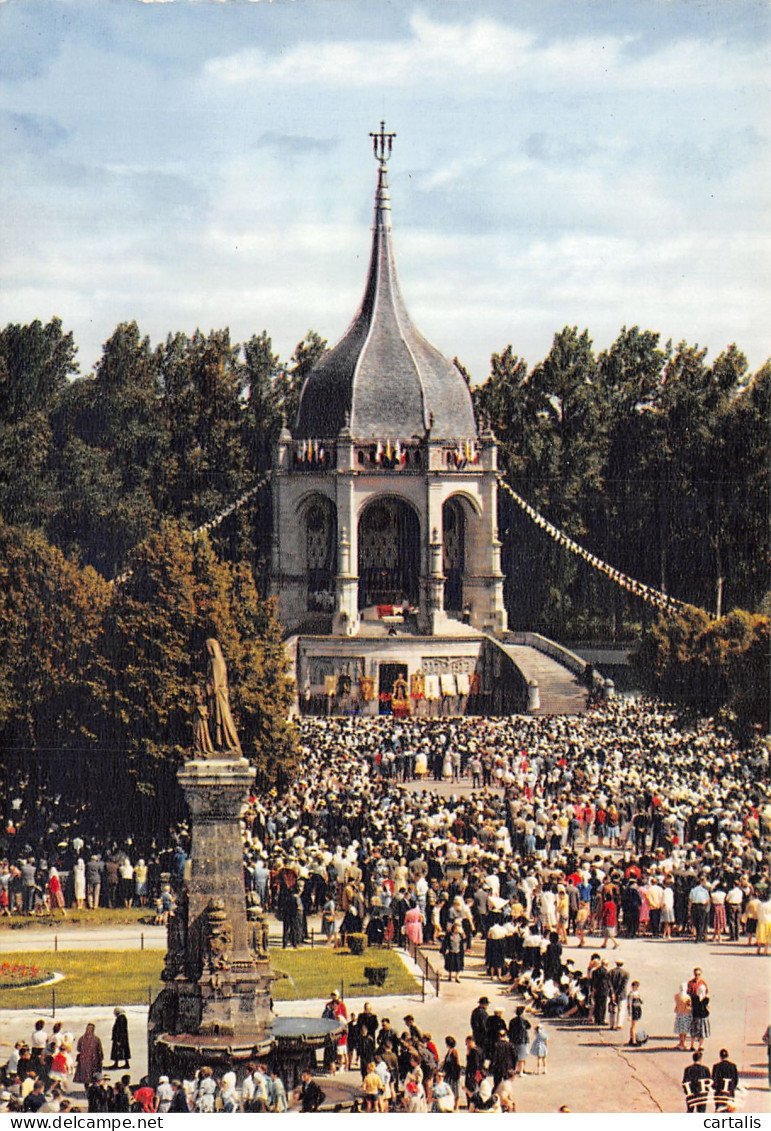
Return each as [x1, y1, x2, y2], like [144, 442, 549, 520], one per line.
[359, 675, 375, 701]
[456, 671, 471, 696]
[441, 673, 457, 697]
[410, 670, 426, 699]
[424, 674, 441, 701]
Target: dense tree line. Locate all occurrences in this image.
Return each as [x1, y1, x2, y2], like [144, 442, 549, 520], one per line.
[473, 326, 769, 639]
[0, 515, 296, 836]
[0, 316, 767, 815]
[0, 318, 326, 581]
[0, 317, 316, 833]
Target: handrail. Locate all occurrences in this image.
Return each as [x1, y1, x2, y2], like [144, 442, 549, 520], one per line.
[403, 937, 441, 999]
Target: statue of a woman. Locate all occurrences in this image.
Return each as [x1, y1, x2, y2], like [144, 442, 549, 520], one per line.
[192, 684, 215, 757]
[205, 638, 242, 754]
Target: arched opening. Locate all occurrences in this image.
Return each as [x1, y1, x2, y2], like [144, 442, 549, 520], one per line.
[357, 496, 420, 610]
[443, 497, 466, 611]
[303, 495, 337, 611]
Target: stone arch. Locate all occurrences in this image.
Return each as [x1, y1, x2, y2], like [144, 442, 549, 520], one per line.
[442, 496, 466, 611]
[442, 488, 483, 518]
[301, 493, 337, 612]
[357, 495, 421, 610]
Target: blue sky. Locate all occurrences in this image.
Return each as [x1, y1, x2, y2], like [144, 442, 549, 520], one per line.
[1, 0, 769, 382]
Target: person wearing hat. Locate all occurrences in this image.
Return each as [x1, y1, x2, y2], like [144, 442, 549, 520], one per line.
[155, 1075, 173, 1113]
[470, 997, 490, 1052]
[169, 1080, 190, 1113]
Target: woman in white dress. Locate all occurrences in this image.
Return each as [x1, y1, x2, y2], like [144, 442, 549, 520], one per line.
[73, 858, 86, 910]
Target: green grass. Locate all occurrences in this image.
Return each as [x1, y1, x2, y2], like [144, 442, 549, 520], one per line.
[0, 951, 163, 1010]
[271, 946, 418, 1001]
[0, 908, 150, 931]
[0, 947, 418, 1010]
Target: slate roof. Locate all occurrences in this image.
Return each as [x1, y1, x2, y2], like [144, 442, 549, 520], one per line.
[293, 160, 478, 442]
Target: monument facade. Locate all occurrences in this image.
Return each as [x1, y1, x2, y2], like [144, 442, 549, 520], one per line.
[148, 645, 274, 1078]
[270, 125, 525, 716]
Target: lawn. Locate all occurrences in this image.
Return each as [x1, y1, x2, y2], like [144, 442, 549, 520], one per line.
[271, 946, 418, 1001]
[0, 909, 150, 932]
[0, 947, 418, 1011]
[0, 951, 163, 1011]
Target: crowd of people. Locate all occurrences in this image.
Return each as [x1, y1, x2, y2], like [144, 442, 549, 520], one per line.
[2, 699, 769, 946]
[236, 700, 770, 956]
[0, 696, 768, 1112]
[0, 989, 757, 1113]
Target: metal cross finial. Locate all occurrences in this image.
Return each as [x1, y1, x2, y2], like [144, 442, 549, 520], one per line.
[370, 121, 396, 165]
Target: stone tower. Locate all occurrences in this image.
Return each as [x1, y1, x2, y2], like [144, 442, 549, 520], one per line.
[270, 123, 507, 641]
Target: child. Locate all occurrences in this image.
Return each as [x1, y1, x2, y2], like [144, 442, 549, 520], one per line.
[628, 981, 644, 1046]
[530, 1024, 548, 1074]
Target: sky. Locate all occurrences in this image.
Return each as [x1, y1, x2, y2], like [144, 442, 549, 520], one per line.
[1, 0, 769, 384]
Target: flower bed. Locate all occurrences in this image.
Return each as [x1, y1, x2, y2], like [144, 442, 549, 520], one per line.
[0, 961, 52, 989]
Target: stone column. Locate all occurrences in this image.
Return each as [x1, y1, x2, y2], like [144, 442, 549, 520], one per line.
[177, 757, 257, 960]
[333, 525, 359, 635]
[149, 755, 274, 1070]
[428, 526, 447, 635]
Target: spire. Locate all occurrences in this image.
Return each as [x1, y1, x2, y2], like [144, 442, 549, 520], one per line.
[370, 121, 396, 231]
[292, 123, 477, 442]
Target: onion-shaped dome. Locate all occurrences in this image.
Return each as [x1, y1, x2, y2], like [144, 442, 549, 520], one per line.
[294, 125, 477, 442]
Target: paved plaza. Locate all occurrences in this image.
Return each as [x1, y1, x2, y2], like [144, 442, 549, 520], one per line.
[1, 913, 768, 1113]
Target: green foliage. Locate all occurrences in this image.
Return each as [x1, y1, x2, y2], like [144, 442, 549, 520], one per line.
[0, 519, 111, 750]
[92, 519, 296, 828]
[0, 514, 295, 836]
[0, 319, 78, 530]
[632, 607, 770, 734]
[475, 325, 768, 638]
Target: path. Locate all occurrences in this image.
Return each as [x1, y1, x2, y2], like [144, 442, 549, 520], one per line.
[1, 916, 768, 1113]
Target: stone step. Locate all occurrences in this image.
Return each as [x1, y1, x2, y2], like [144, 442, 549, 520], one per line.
[497, 643, 587, 715]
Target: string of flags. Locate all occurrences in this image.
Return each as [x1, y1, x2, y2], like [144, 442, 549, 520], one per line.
[294, 439, 329, 465]
[497, 476, 689, 616]
[110, 473, 271, 588]
[446, 440, 480, 469]
[370, 438, 409, 466]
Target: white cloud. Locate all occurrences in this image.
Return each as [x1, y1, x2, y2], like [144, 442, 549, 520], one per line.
[202, 10, 766, 99]
[1, 0, 768, 382]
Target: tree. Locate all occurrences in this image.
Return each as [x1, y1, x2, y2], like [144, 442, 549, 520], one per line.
[0, 318, 78, 424]
[47, 322, 166, 575]
[632, 605, 769, 737]
[711, 361, 769, 613]
[0, 318, 78, 530]
[273, 330, 327, 430]
[0, 520, 110, 819]
[93, 520, 296, 832]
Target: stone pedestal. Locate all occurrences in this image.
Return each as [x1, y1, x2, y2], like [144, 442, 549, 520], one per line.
[148, 757, 275, 1080]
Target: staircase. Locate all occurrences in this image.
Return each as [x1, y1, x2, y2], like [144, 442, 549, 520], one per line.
[496, 641, 588, 715]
